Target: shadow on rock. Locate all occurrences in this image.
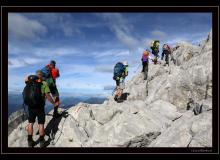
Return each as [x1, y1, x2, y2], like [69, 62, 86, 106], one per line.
[36, 110, 69, 146]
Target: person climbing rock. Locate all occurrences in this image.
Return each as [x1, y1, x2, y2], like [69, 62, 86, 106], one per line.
[23, 70, 60, 148]
[141, 50, 150, 80]
[41, 60, 61, 118]
[170, 49, 176, 65]
[150, 40, 160, 65]
[113, 61, 128, 103]
[161, 44, 172, 66]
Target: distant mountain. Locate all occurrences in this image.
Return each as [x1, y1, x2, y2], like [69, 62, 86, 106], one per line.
[8, 93, 107, 116]
[83, 97, 106, 104]
[8, 93, 23, 116]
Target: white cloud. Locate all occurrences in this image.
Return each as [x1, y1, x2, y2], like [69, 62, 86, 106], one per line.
[59, 64, 96, 77]
[59, 19, 82, 37]
[9, 44, 81, 62]
[114, 28, 138, 51]
[8, 13, 47, 41]
[103, 85, 115, 90]
[8, 57, 43, 68]
[34, 46, 81, 57]
[100, 13, 139, 52]
[95, 49, 129, 59]
[56, 77, 103, 90]
[31, 13, 82, 37]
[8, 74, 26, 92]
[94, 65, 113, 73]
[151, 30, 167, 40]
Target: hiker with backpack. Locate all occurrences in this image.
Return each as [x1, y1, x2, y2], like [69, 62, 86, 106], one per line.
[150, 40, 160, 64]
[141, 50, 150, 80]
[41, 60, 61, 118]
[113, 61, 128, 103]
[161, 44, 172, 66]
[23, 70, 60, 147]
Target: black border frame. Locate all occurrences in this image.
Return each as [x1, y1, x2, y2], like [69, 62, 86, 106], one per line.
[1, 6, 219, 154]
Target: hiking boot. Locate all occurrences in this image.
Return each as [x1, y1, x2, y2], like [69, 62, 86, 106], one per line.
[28, 139, 36, 148]
[114, 95, 118, 101]
[116, 98, 123, 103]
[39, 139, 50, 148]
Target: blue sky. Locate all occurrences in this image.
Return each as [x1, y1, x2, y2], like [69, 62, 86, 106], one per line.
[8, 13, 212, 96]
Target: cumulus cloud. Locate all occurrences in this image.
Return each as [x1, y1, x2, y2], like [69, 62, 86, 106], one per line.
[8, 13, 47, 41]
[103, 85, 115, 90]
[29, 13, 82, 37]
[95, 65, 113, 73]
[8, 57, 43, 68]
[34, 46, 81, 57]
[100, 13, 139, 52]
[59, 64, 96, 77]
[95, 49, 129, 59]
[8, 75, 24, 92]
[57, 78, 103, 90]
[59, 17, 82, 37]
[151, 30, 167, 40]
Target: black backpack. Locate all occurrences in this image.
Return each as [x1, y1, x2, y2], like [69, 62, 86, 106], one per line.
[22, 75, 45, 108]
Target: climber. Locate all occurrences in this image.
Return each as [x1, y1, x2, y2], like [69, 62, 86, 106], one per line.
[170, 48, 176, 65]
[113, 61, 128, 103]
[150, 40, 160, 65]
[141, 50, 150, 80]
[161, 43, 172, 66]
[41, 60, 61, 118]
[23, 70, 60, 148]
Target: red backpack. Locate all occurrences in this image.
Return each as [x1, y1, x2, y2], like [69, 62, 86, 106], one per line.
[51, 68, 60, 80]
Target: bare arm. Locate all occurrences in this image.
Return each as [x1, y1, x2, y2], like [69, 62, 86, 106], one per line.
[45, 93, 60, 108]
[45, 93, 55, 105]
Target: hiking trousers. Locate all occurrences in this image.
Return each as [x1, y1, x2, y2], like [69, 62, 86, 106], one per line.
[28, 106, 45, 124]
[152, 49, 159, 57]
[142, 61, 149, 80]
[116, 79, 125, 90]
[162, 50, 170, 65]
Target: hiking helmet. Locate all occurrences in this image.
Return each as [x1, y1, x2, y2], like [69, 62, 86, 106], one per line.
[123, 61, 128, 66]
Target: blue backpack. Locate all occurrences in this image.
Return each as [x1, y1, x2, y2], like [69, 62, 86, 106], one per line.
[41, 66, 55, 87]
[113, 62, 125, 80]
[41, 66, 51, 80]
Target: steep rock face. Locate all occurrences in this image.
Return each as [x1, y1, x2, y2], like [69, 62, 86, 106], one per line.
[8, 31, 212, 147]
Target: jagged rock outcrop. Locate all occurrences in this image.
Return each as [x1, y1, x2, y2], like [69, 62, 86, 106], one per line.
[8, 109, 27, 136]
[8, 31, 212, 147]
